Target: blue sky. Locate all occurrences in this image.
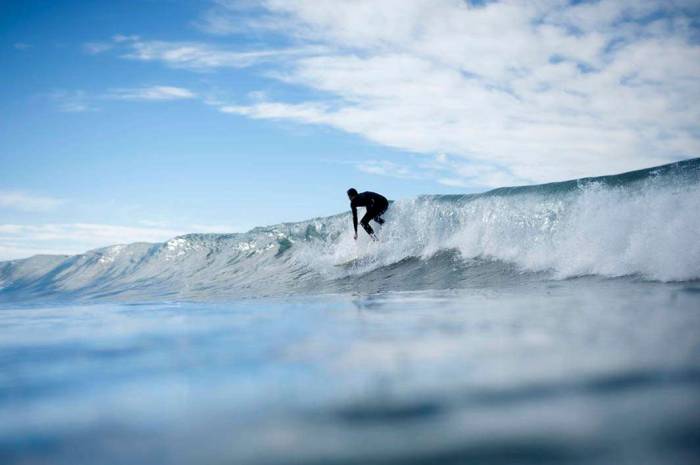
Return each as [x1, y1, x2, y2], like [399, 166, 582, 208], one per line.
[1, 0, 699, 259]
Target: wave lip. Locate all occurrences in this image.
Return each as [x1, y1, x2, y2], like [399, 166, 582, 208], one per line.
[1, 158, 699, 301]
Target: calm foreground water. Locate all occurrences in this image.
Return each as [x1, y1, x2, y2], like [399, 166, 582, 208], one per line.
[1, 279, 699, 465]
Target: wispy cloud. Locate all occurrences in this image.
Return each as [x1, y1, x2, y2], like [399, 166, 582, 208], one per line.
[355, 160, 421, 180]
[84, 41, 113, 54]
[128, 40, 323, 70]
[201, 0, 700, 185]
[84, 34, 139, 54]
[423, 154, 526, 189]
[0, 223, 181, 243]
[0, 221, 242, 261]
[0, 223, 180, 260]
[13, 42, 31, 50]
[76, 1, 700, 188]
[107, 86, 196, 101]
[436, 178, 470, 188]
[193, 1, 269, 36]
[0, 191, 64, 212]
[341, 154, 524, 189]
[86, 34, 324, 71]
[49, 90, 95, 113]
[219, 101, 330, 123]
[48, 85, 197, 111]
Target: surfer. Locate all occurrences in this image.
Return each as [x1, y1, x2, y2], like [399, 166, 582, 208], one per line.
[347, 188, 389, 240]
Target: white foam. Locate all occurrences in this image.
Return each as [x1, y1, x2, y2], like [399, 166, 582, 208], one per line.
[300, 177, 700, 282]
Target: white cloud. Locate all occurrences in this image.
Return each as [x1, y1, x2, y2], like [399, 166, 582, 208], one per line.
[355, 160, 420, 180]
[84, 41, 113, 54]
[0, 223, 181, 244]
[78, 1, 700, 187]
[193, 0, 265, 35]
[112, 34, 139, 43]
[0, 222, 242, 261]
[0, 223, 182, 261]
[340, 154, 523, 189]
[0, 192, 64, 212]
[13, 42, 31, 50]
[219, 101, 330, 123]
[422, 154, 525, 189]
[437, 178, 470, 188]
[107, 86, 196, 101]
[48, 86, 197, 112]
[206, 0, 700, 185]
[92, 35, 325, 71]
[48, 90, 96, 113]
[60, 102, 92, 112]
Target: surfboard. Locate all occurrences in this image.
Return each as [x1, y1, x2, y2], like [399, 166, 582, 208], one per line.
[334, 256, 375, 267]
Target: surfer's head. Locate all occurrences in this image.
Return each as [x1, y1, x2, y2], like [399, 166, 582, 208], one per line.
[346, 188, 358, 200]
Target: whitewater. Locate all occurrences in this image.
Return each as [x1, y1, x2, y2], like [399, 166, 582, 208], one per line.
[1, 159, 699, 465]
[1, 158, 699, 302]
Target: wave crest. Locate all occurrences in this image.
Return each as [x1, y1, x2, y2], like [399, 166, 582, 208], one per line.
[1, 159, 699, 301]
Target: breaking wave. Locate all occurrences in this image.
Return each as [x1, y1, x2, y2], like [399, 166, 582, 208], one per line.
[1, 158, 699, 301]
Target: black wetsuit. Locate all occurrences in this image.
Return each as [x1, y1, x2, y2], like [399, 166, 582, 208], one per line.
[351, 191, 389, 236]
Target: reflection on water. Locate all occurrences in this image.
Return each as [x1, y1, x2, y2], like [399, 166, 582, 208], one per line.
[1, 279, 699, 464]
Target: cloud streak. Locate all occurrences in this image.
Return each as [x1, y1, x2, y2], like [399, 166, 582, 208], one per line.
[107, 86, 196, 101]
[355, 160, 421, 180]
[49, 90, 95, 113]
[48, 85, 198, 112]
[0, 192, 64, 212]
[205, 0, 700, 185]
[87, 34, 325, 71]
[0, 222, 240, 261]
[79, 1, 700, 187]
[342, 154, 524, 189]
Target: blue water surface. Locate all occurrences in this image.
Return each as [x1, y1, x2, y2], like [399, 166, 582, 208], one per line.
[1, 279, 700, 464]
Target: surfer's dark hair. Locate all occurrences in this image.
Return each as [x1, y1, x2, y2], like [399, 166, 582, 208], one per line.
[347, 188, 358, 197]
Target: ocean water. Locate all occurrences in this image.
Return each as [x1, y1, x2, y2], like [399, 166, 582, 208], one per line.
[1, 159, 700, 464]
[1, 282, 699, 465]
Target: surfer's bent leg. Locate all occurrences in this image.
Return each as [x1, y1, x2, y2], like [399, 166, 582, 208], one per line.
[373, 202, 388, 225]
[374, 204, 387, 224]
[361, 202, 388, 234]
[360, 211, 375, 235]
